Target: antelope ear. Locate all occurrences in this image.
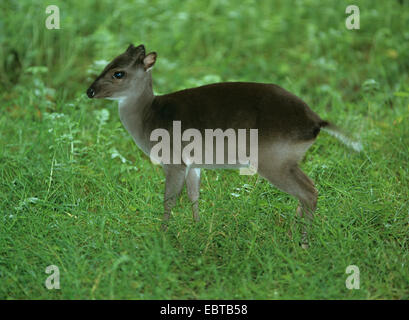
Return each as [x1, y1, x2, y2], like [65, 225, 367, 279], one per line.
[143, 52, 157, 71]
[126, 44, 135, 53]
[126, 44, 146, 61]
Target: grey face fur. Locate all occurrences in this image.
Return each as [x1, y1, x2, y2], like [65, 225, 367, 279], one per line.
[86, 44, 156, 100]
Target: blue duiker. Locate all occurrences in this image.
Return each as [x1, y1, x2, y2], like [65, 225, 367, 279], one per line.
[87, 44, 361, 248]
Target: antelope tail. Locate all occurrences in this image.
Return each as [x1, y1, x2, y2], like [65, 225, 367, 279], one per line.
[319, 121, 363, 152]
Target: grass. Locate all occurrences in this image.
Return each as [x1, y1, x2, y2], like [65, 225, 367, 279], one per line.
[0, 0, 408, 299]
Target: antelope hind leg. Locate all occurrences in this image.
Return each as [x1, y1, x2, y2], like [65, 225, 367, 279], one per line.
[258, 160, 317, 248]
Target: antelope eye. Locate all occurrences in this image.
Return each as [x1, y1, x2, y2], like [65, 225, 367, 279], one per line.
[113, 71, 125, 79]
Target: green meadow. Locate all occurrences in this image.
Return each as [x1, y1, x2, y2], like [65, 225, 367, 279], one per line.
[0, 0, 408, 299]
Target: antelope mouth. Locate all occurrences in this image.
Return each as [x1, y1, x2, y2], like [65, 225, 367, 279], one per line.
[86, 87, 114, 99]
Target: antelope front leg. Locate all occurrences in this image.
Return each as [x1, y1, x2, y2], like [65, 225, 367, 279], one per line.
[161, 165, 186, 231]
[186, 168, 201, 222]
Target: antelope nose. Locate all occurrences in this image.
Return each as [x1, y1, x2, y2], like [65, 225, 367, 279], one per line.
[87, 87, 95, 98]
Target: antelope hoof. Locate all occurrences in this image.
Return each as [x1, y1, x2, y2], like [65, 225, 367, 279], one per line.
[301, 242, 309, 249]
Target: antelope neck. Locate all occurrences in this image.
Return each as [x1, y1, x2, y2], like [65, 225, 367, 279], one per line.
[118, 73, 154, 155]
